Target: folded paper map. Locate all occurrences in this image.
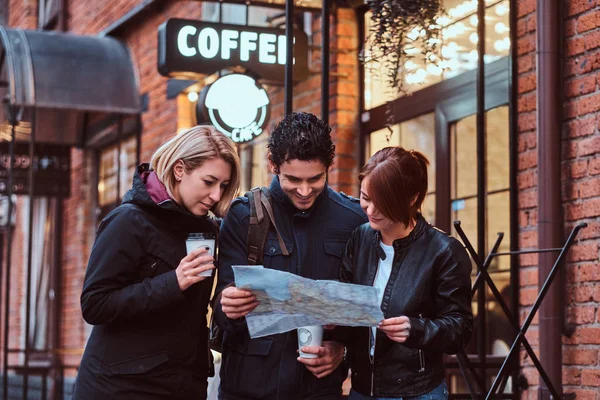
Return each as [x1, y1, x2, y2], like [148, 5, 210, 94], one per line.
[232, 265, 384, 338]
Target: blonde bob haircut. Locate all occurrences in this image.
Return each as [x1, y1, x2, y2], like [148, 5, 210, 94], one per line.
[150, 125, 241, 217]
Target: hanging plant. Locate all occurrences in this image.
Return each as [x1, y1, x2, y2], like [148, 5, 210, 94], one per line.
[363, 0, 444, 140]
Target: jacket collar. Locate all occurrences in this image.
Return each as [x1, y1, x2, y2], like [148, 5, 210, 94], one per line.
[123, 164, 216, 224]
[373, 213, 429, 259]
[141, 169, 172, 205]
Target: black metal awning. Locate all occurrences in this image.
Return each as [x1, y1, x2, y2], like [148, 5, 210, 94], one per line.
[0, 27, 140, 146]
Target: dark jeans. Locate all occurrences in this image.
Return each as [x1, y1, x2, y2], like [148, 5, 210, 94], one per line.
[348, 381, 449, 400]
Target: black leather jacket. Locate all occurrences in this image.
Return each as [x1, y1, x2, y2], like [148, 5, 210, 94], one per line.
[340, 215, 473, 398]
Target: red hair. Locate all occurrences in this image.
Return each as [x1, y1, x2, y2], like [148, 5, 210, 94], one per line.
[359, 147, 429, 225]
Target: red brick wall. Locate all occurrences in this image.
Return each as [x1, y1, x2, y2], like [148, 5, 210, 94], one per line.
[562, 0, 600, 397]
[68, 0, 140, 35]
[60, 149, 96, 368]
[515, 1, 540, 397]
[8, 0, 37, 28]
[517, 0, 600, 398]
[329, 8, 361, 196]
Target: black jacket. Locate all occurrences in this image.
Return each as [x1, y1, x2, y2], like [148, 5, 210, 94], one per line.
[340, 216, 473, 398]
[73, 164, 218, 400]
[214, 177, 367, 400]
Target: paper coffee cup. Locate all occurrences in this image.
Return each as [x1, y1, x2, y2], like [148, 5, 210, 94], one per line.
[186, 233, 215, 277]
[297, 325, 324, 358]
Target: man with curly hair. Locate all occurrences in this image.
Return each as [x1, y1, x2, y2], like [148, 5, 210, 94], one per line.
[214, 112, 367, 399]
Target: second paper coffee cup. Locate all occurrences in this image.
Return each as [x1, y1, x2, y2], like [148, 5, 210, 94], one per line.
[297, 325, 324, 358]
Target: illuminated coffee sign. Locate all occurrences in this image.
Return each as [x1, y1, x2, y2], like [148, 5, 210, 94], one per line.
[158, 19, 309, 82]
[197, 74, 269, 143]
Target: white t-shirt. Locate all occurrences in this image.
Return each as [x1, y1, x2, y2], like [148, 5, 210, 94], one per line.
[370, 241, 395, 356]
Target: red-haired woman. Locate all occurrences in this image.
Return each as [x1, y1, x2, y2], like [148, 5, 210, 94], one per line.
[341, 146, 473, 400]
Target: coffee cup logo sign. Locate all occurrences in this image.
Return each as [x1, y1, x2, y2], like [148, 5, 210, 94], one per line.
[158, 19, 309, 82]
[198, 74, 270, 143]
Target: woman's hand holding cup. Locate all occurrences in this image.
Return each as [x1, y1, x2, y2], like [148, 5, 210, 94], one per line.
[176, 246, 214, 291]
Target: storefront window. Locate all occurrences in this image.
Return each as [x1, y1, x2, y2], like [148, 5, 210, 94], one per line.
[364, 0, 510, 109]
[449, 106, 511, 392]
[450, 106, 510, 271]
[365, 113, 436, 224]
[97, 135, 137, 220]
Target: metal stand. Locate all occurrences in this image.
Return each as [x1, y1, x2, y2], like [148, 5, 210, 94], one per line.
[453, 221, 586, 400]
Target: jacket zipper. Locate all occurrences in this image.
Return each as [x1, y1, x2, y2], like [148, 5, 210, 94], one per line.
[369, 241, 380, 397]
[418, 313, 425, 373]
[369, 335, 375, 396]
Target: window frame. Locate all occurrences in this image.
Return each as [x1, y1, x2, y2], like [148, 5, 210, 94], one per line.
[91, 117, 141, 224]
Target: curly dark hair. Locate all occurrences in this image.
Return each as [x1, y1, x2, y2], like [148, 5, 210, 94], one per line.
[267, 112, 336, 171]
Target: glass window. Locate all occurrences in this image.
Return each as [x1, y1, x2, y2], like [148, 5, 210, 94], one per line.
[251, 139, 270, 189]
[97, 135, 138, 219]
[363, 0, 511, 108]
[202, 2, 245, 24]
[486, 106, 510, 192]
[452, 196, 478, 249]
[98, 145, 118, 208]
[450, 106, 510, 260]
[239, 138, 271, 193]
[26, 197, 59, 351]
[239, 145, 253, 194]
[119, 136, 138, 200]
[449, 105, 511, 361]
[363, 11, 412, 109]
[248, 6, 286, 27]
[441, 0, 511, 79]
[487, 190, 510, 269]
[486, 105, 510, 270]
[202, 2, 286, 27]
[221, 3, 247, 25]
[367, 125, 401, 157]
[451, 114, 478, 199]
[365, 113, 436, 224]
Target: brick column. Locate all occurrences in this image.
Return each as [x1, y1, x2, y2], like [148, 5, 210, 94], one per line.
[516, 0, 600, 398]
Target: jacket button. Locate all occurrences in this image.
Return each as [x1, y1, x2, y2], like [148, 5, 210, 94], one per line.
[397, 378, 402, 383]
[269, 247, 276, 254]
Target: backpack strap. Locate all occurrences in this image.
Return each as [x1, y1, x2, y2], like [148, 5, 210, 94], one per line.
[246, 187, 289, 265]
[259, 187, 289, 257]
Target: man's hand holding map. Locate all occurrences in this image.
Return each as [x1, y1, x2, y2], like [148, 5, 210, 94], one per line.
[232, 265, 384, 338]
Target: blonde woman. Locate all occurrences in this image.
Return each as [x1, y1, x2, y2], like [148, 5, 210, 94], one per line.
[74, 125, 240, 400]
